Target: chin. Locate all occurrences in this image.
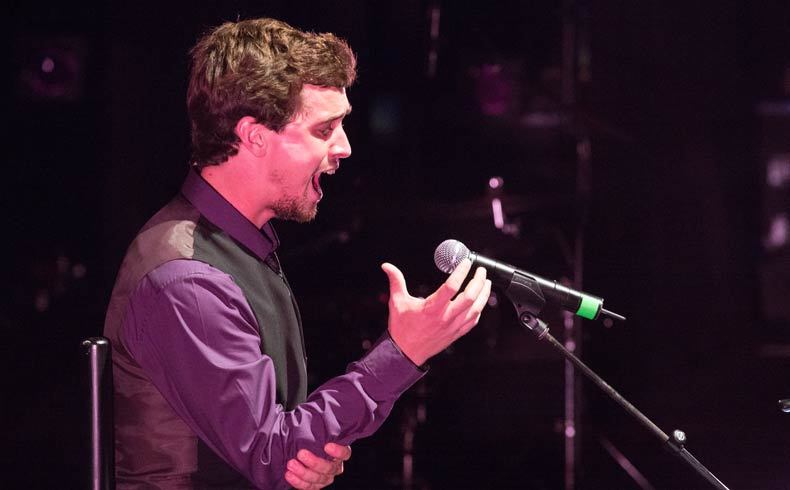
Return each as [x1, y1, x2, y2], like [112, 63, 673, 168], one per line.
[275, 203, 318, 223]
[292, 210, 317, 223]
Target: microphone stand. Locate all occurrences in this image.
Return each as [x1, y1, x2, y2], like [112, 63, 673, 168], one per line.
[501, 279, 730, 490]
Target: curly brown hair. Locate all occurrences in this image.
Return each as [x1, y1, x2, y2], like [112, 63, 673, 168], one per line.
[186, 18, 357, 168]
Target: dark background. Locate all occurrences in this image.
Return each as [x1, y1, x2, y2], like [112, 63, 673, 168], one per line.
[5, 1, 790, 488]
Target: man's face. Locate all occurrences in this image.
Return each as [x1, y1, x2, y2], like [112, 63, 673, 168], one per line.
[265, 84, 352, 222]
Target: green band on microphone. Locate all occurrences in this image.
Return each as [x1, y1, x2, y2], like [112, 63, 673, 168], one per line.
[576, 295, 602, 320]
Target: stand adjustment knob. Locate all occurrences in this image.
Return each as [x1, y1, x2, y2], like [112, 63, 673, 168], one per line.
[667, 429, 687, 452]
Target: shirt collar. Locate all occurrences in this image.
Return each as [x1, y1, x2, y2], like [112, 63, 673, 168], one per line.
[180, 169, 279, 261]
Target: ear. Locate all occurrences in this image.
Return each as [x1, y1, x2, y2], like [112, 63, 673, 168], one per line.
[234, 116, 268, 157]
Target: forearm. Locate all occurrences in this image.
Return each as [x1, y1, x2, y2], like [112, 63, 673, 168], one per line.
[124, 266, 424, 488]
[241, 336, 422, 487]
[130, 321, 421, 488]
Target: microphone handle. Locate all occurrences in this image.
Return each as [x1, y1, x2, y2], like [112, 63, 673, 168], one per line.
[470, 252, 603, 320]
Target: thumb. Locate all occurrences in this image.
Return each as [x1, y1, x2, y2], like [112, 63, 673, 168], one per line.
[324, 443, 352, 461]
[381, 262, 409, 299]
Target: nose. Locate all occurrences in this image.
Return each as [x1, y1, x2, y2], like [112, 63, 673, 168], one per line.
[330, 125, 351, 160]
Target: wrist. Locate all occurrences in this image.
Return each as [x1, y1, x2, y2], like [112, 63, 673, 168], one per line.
[386, 329, 428, 370]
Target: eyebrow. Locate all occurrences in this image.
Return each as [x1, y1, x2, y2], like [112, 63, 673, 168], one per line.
[316, 105, 353, 125]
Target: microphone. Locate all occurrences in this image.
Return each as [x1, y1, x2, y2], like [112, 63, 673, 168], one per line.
[434, 239, 625, 322]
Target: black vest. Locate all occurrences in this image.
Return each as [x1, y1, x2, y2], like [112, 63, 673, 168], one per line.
[104, 194, 307, 488]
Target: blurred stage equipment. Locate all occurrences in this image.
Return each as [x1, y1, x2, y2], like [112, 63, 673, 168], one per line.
[406, 0, 642, 486]
[558, 1, 590, 486]
[434, 242, 731, 490]
[82, 337, 114, 490]
[599, 437, 655, 490]
[426, 1, 441, 79]
[756, 100, 790, 324]
[411, 0, 633, 485]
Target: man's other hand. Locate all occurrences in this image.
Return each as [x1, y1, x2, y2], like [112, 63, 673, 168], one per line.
[284, 443, 351, 489]
[382, 259, 491, 366]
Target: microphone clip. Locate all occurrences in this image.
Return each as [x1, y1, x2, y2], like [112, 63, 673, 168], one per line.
[504, 272, 549, 339]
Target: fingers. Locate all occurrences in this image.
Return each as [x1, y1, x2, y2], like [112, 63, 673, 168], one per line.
[284, 449, 343, 488]
[285, 468, 319, 490]
[324, 443, 352, 461]
[458, 279, 491, 332]
[381, 262, 409, 300]
[464, 266, 488, 299]
[443, 266, 488, 322]
[286, 459, 328, 488]
[297, 449, 339, 475]
[428, 258, 473, 306]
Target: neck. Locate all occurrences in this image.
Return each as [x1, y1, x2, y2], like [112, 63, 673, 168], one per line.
[200, 159, 275, 228]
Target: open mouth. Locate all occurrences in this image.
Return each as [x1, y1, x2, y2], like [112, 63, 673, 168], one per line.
[311, 173, 323, 198]
[311, 166, 338, 199]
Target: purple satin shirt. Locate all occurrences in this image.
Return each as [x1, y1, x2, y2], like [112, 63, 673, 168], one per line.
[109, 172, 426, 489]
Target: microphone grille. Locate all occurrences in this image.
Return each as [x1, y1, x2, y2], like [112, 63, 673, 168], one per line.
[434, 239, 470, 274]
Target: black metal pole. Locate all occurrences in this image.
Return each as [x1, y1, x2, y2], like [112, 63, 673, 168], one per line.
[82, 337, 114, 490]
[518, 314, 731, 490]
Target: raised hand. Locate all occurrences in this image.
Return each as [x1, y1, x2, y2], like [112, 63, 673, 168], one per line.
[382, 259, 491, 366]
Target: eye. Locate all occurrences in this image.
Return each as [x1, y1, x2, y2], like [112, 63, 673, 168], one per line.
[315, 120, 344, 139]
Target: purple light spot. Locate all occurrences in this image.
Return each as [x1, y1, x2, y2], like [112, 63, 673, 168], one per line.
[41, 57, 55, 73]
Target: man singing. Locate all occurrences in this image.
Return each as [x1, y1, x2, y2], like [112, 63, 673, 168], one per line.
[104, 18, 491, 489]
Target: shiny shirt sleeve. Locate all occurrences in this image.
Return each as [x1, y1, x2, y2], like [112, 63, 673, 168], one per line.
[122, 259, 425, 489]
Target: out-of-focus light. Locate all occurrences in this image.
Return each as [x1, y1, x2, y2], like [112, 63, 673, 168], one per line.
[429, 6, 441, 40]
[765, 213, 789, 250]
[767, 155, 790, 188]
[72, 263, 87, 279]
[56, 254, 70, 274]
[488, 176, 503, 189]
[521, 110, 564, 129]
[756, 101, 790, 116]
[41, 56, 55, 74]
[471, 63, 514, 117]
[426, 5, 441, 78]
[491, 198, 504, 229]
[17, 35, 86, 101]
[34, 290, 50, 312]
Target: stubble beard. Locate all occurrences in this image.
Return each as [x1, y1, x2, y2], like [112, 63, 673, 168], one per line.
[268, 164, 320, 222]
[272, 193, 318, 223]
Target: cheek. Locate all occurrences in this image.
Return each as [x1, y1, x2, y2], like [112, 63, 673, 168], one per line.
[281, 141, 324, 163]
